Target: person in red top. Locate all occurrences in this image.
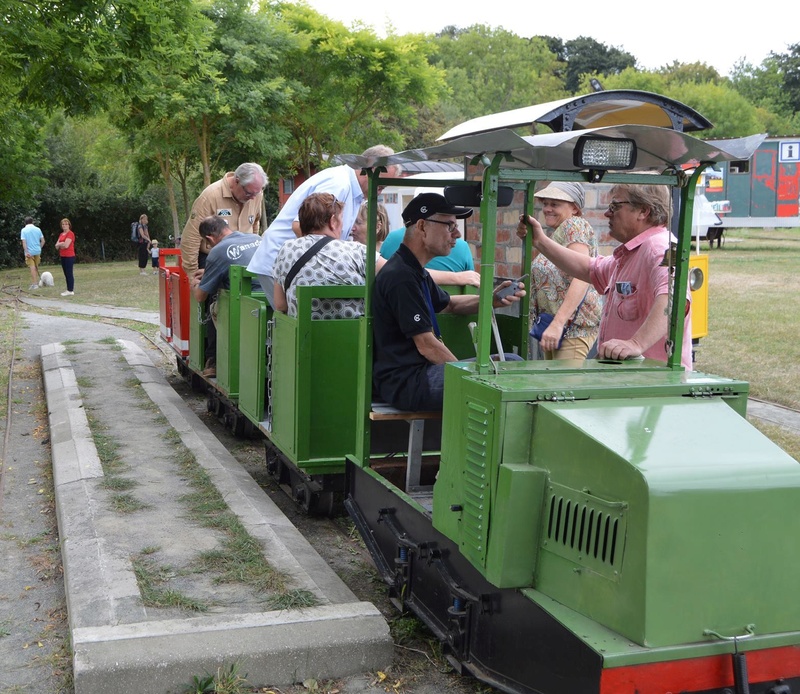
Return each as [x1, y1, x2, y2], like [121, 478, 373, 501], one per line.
[55, 218, 76, 296]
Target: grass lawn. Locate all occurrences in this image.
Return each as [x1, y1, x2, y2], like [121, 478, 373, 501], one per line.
[0, 260, 160, 312]
[694, 227, 800, 410]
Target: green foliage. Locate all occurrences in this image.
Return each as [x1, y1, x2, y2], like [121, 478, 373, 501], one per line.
[182, 663, 249, 694]
[553, 35, 636, 93]
[269, 2, 444, 171]
[0, 0, 209, 114]
[730, 46, 800, 132]
[771, 44, 800, 114]
[432, 26, 567, 129]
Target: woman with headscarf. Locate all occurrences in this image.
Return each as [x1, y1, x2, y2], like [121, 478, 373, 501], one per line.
[518, 182, 601, 360]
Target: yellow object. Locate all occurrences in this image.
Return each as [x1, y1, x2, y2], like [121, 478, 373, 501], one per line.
[689, 253, 709, 339]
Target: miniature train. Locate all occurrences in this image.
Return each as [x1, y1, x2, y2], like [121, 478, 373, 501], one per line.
[159, 90, 800, 693]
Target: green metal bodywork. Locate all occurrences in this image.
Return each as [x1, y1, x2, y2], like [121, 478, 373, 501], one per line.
[237, 294, 269, 424]
[188, 294, 206, 375]
[269, 285, 365, 475]
[215, 267, 264, 398]
[321, 100, 800, 669]
[431, 359, 800, 650]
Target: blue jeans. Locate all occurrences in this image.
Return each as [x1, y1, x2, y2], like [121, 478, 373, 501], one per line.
[424, 354, 524, 410]
[61, 256, 75, 292]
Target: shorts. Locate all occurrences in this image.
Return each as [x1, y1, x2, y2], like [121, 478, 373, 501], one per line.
[151, 256, 159, 268]
[25, 255, 41, 268]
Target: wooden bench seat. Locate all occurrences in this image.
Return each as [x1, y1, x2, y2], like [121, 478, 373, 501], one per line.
[370, 403, 442, 493]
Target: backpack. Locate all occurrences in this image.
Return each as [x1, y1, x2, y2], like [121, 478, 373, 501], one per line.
[131, 222, 140, 243]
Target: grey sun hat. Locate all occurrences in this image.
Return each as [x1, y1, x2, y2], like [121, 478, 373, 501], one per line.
[534, 181, 585, 210]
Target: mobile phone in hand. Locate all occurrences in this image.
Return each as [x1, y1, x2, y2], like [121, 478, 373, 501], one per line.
[495, 274, 528, 301]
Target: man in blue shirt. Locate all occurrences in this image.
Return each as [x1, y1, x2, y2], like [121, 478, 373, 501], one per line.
[380, 226, 475, 275]
[20, 217, 45, 290]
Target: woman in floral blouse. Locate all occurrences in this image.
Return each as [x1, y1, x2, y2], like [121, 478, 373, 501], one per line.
[519, 182, 601, 360]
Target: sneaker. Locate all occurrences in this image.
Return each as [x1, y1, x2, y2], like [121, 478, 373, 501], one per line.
[29, 284, 39, 290]
[140, 271, 148, 275]
[60, 291, 74, 296]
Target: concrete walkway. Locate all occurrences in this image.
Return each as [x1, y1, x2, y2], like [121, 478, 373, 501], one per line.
[43, 336, 391, 694]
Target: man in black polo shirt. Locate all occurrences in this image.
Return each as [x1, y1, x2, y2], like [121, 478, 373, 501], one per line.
[372, 193, 524, 411]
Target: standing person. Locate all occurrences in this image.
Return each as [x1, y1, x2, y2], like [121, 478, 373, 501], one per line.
[55, 218, 76, 296]
[372, 193, 524, 412]
[247, 146, 398, 309]
[136, 214, 151, 275]
[20, 216, 45, 290]
[519, 183, 693, 369]
[516, 182, 601, 360]
[150, 239, 160, 274]
[180, 163, 267, 281]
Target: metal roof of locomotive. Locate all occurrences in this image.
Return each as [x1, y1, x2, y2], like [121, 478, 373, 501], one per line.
[339, 125, 766, 176]
[437, 90, 713, 141]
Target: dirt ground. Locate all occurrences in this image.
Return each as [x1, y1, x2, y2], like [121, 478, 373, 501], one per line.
[0, 305, 495, 694]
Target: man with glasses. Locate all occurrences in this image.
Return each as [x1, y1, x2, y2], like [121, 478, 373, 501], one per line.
[180, 162, 267, 280]
[519, 183, 692, 369]
[180, 162, 267, 377]
[373, 193, 524, 412]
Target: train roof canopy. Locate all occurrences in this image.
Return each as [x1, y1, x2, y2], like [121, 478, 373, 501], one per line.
[437, 90, 714, 142]
[341, 125, 766, 176]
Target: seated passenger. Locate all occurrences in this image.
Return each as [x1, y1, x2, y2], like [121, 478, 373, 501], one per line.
[272, 192, 385, 319]
[351, 201, 390, 251]
[372, 193, 524, 412]
[191, 216, 263, 377]
[381, 226, 476, 277]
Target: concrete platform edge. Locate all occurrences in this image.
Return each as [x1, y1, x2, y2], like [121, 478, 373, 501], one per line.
[42, 340, 392, 694]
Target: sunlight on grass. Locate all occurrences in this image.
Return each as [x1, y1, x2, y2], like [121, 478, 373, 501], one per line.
[0, 261, 159, 312]
[695, 228, 800, 409]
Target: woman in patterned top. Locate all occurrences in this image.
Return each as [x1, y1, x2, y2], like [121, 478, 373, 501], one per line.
[272, 192, 385, 319]
[517, 182, 601, 360]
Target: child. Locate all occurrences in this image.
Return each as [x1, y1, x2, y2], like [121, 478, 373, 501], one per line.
[150, 239, 160, 274]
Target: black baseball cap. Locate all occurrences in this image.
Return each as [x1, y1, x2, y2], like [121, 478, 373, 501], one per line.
[402, 193, 473, 227]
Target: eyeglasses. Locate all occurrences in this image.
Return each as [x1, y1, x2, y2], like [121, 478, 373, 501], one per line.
[606, 200, 634, 213]
[425, 218, 458, 233]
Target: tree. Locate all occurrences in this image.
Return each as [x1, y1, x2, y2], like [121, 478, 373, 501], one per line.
[0, 0, 212, 114]
[431, 26, 567, 129]
[561, 36, 636, 93]
[269, 2, 445, 173]
[771, 44, 800, 114]
[658, 61, 723, 86]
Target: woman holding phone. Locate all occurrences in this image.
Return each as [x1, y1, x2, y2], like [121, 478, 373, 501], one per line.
[517, 182, 601, 360]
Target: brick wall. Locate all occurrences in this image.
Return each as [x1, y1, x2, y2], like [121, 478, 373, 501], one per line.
[464, 180, 620, 277]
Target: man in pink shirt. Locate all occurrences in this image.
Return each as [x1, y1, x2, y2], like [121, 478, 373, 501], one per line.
[519, 184, 692, 369]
